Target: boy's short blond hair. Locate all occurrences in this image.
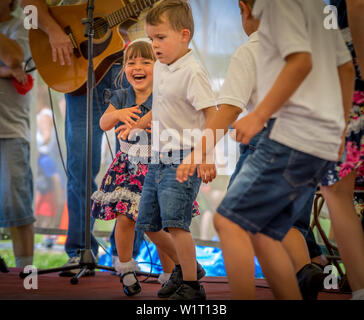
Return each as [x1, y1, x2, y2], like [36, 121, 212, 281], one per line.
[146, 0, 194, 41]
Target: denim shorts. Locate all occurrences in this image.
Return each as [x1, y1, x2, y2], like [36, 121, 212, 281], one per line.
[136, 151, 202, 233]
[0, 138, 35, 227]
[217, 120, 333, 241]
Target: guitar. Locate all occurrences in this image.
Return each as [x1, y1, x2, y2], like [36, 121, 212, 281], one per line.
[29, 0, 158, 95]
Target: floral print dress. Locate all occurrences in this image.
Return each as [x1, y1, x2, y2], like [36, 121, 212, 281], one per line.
[321, 27, 364, 187]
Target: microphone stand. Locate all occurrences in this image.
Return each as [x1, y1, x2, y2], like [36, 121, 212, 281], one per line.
[19, 0, 157, 285]
[19, 0, 115, 284]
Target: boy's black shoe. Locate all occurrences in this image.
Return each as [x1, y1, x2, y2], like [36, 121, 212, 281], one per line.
[157, 262, 206, 298]
[121, 271, 142, 296]
[168, 283, 206, 300]
[297, 263, 326, 300]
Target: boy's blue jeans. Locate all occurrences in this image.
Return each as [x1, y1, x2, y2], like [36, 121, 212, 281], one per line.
[136, 151, 201, 233]
[228, 126, 323, 255]
[217, 119, 333, 241]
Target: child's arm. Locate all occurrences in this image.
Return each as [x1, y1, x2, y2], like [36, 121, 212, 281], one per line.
[346, 0, 364, 79]
[99, 104, 141, 132]
[176, 105, 241, 183]
[0, 66, 28, 85]
[337, 61, 355, 159]
[232, 52, 312, 145]
[0, 32, 24, 69]
[0, 66, 13, 79]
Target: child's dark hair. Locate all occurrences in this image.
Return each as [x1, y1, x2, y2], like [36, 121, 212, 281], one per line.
[146, 0, 194, 41]
[115, 40, 156, 87]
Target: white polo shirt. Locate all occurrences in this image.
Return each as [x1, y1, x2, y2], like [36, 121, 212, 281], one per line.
[152, 50, 216, 152]
[217, 31, 259, 113]
[253, 0, 352, 161]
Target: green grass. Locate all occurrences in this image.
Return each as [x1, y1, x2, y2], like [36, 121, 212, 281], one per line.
[0, 248, 69, 269]
[0, 234, 69, 269]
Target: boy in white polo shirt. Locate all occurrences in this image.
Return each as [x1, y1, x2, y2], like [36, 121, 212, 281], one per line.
[211, 0, 354, 299]
[134, 0, 216, 300]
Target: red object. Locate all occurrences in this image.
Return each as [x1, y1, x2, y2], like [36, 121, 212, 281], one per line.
[12, 74, 34, 95]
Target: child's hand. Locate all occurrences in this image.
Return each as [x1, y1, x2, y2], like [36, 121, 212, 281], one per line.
[176, 163, 197, 183]
[118, 106, 142, 128]
[197, 164, 216, 184]
[115, 124, 130, 140]
[11, 66, 27, 85]
[232, 111, 265, 145]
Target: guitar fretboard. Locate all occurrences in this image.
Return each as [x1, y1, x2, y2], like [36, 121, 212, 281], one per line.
[107, 0, 158, 27]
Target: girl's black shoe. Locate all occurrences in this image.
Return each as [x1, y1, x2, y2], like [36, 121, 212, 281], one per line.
[120, 271, 141, 296]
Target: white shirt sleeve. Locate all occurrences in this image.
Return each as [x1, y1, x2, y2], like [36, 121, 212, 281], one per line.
[187, 68, 216, 111]
[334, 29, 352, 66]
[217, 46, 256, 110]
[266, 0, 312, 59]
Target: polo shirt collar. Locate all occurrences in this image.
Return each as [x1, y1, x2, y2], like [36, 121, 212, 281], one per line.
[248, 31, 259, 43]
[166, 49, 193, 73]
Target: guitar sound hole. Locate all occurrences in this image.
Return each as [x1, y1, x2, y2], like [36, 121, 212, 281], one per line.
[94, 17, 108, 39]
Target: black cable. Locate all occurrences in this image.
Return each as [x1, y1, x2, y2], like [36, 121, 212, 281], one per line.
[94, 84, 115, 160]
[139, 237, 155, 283]
[24, 57, 36, 73]
[47, 87, 68, 177]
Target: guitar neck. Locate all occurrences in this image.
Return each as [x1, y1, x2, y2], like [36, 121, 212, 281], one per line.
[106, 0, 158, 28]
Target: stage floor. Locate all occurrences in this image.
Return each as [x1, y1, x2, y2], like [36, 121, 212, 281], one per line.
[0, 268, 351, 300]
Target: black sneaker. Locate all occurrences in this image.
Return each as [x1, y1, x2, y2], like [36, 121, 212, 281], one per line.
[168, 283, 206, 300]
[297, 263, 325, 300]
[157, 262, 206, 298]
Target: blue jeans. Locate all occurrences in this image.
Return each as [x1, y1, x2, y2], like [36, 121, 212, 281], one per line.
[228, 128, 323, 251]
[136, 152, 202, 233]
[217, 120, 333, 241]
[64, 64, 122, 258]
[228, 129, 265, 189]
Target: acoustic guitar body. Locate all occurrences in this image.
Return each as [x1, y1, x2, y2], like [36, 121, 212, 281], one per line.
[29, 0, 131, 95]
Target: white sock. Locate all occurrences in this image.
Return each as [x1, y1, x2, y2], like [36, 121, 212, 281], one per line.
[15, 256, 33, 268]
[115, 259, 137, 286]
[352, 288, 364, 300]
[158, 272, 171, 285]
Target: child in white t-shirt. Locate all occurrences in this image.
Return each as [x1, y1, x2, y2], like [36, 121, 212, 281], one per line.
[176, 0, 326, 300]
[133, 0, 217, 300]
[212, 0, 354, 299]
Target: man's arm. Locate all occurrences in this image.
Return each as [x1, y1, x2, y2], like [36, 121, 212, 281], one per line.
[232, 52, 312, 145]
[346, 0, 364, 79]
[21, 0, 73, 66]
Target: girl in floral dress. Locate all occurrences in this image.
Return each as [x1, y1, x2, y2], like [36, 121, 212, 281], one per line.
[320, 0, 364, 300]
[91, 39, 199, 297]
